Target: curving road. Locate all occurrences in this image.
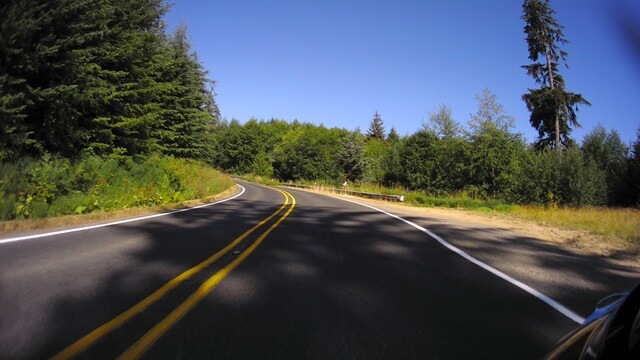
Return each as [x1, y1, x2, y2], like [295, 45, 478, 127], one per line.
[0, 181, 638, 359]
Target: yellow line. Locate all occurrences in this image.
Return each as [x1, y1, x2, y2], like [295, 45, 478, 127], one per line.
[118, 189, 296, 360]
[51, 189, 291, 360]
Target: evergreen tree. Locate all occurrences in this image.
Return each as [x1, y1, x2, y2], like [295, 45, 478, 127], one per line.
[468, 90, 524, 197]
[381, 134, 403, 185]
[88, 0, 170, 156]
[521, 0, 589, 150]
[0, 0, 217, 161]
[251, 150, 274, 177]
[387, 127, 400, 142]
[516, 147, 606, 206]
[362, 138, 386, 184]
[338, 132, 367, 182]
[0, 0, 107, 159]
[400, 131, 439, 191]
[582, 125, 631, 205]
[0, 0, 38, 160]
[631, 129, 640, 205]
[366, 111, 385, 141]
[212, 119, 254, 173]
[151, 24, 217, 161]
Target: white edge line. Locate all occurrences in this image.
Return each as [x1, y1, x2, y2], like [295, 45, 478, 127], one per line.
[0, 184, 246, 245]
[328, 194, 586, 325]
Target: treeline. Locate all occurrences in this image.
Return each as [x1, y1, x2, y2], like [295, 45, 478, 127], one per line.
[0, 0, 218, 162]
[2, 0, 638, 212]
[211, 90, 640, 208]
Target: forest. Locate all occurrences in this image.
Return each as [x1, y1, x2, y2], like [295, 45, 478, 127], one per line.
[1, 0, 639, 222]
[210, 97, 640, 208]
[0, 0, 228, 220]
[1, 0, 218, 162]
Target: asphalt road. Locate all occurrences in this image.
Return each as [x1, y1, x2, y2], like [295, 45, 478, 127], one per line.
[0, 181, 637, 359]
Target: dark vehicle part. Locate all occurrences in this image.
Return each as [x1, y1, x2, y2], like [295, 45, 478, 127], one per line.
[544, 283, 640, 359]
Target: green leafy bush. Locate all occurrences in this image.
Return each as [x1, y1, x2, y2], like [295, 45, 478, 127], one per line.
[0, 155, 233, 221]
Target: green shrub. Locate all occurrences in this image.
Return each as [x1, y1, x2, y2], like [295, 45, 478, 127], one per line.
[0, 155, 233, 221]
[512, 148, 607, 207]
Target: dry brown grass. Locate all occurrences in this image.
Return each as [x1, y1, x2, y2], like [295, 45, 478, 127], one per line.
[509, 206, 640, 251]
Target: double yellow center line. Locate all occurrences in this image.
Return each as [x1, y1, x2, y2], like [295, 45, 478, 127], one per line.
[52, 187, 296, 360]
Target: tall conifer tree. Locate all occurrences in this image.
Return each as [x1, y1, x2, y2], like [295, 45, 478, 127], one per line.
[152, 24, 217, 160]
[367, 111, 385, 141]
[521, 0, 589, 151]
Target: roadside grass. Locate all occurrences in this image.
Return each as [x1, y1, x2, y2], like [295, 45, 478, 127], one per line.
[243, 176, 639, 253]
[510, 206, 640, 251]
[355, 185, 638, 251]
[0, 155, 235, 228]
[239, 174, 281, 186]
[0, 185, 240, 235]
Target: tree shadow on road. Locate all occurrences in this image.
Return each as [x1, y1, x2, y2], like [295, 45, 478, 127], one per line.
[7, 196, 640, 359]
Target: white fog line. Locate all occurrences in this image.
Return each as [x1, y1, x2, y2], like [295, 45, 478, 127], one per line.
[332, 195, 585, 325]
[0, 185, 246, 245]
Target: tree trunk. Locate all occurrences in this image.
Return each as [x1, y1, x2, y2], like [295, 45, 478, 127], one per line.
[545, 45, 561, 152]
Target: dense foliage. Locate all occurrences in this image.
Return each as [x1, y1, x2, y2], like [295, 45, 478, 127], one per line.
[210, 91, 640, 208]
[0, 155, 233, 220]
[0, 0, 218, 162]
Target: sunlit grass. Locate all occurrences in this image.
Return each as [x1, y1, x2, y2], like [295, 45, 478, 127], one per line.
[238, 174, 281, 186]
[511, 206, 640, 248]
[0, 156, 235, 222]
[166, 158, 235, 200]
[0, 157, 237, 234]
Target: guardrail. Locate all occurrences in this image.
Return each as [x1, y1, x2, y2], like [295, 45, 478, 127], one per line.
[283, 183, 405, 202]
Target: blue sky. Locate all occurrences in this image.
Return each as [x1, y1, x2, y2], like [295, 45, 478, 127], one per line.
[164, 0, 640, 144]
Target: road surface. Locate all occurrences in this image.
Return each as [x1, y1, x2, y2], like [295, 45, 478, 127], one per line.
[0, 181, 638, 359]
